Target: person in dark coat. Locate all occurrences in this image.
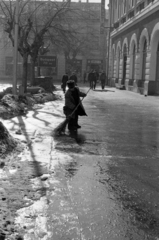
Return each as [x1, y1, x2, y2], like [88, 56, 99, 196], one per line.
[64, 80, 87, 131]
[61, 72, 69, 93]
[88, 70, 94, 89]
[69, 72, 77, 85]
[92, 70, 97, 90]
[100, 70, 106, 90]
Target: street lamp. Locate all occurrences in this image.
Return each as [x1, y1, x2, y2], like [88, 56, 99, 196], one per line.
[106, 1, 112, 86]
[13, 0, 19, 95]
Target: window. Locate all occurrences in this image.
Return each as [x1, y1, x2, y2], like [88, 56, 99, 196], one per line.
[132, 45, 136, 80]
[131, 0, 134, 7]
[123, 0, 126, 14]
[142, 40, 147, 80]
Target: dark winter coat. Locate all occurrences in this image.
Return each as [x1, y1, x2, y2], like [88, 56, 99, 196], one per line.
[100, 72, 106, 83]
[88, 72, 97, 82]
[62, 74, 69, 87]
[64, 87, 87, 118]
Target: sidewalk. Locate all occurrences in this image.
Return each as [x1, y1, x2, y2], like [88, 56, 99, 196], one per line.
[1, 87, 82, 239]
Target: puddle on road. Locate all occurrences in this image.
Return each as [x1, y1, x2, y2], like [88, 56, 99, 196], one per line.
[64, 161, 79, 178]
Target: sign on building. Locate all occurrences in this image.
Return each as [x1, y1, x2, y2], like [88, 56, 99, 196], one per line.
[35, 56, 57, 75]
[87, 59, 103, 72]
[38, 56, 57, 67]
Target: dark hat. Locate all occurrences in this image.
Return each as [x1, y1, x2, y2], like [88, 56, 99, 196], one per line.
[67, 80, 75, 88]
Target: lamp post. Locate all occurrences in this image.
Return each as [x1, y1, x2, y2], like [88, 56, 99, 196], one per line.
[13, 0, 19, 95]
[106, 0, 112, 86]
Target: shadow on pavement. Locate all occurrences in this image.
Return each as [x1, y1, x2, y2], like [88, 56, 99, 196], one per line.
[16, 115, 47, 195]
[94, 89, 115, 92]
[54, 130, 86, 145]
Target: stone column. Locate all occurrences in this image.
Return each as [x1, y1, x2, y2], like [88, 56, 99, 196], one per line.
[118, 58, 123, 86]
[133, 52, 140, 93]
[145, 50, 151, 81]
[125, 56, 130, 90]
[144, 50, 154, 95]
[111, 58, 116, 87]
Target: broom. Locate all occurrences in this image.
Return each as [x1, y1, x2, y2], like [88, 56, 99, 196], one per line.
[54, 87, 91, 135]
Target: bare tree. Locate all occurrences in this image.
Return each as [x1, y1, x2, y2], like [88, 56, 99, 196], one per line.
[0, 0, 72, 92]
[48, 4, 99, 74]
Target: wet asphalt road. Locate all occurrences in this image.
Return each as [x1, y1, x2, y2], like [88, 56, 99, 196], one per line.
[50, 85, 159, 240]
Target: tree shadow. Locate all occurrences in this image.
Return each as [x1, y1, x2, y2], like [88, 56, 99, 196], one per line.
[93, 89, 115, 92]
[53, 129, 86, 146]
[16, 115, 47, 195]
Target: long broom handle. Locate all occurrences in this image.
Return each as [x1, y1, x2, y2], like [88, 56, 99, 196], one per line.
[68, 87, 91, 118]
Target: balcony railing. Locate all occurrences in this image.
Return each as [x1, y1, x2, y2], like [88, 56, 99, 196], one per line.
[120, 16, 126, 24]
[136, 1, 145, 13]
[114, 21, 119, 29]
[128, 10, 134, 19]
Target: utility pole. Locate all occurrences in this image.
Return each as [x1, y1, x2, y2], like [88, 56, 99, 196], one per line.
[100, 0, 106, 71]
[106, 0, 112, 85]
[13, 0, 19, 95]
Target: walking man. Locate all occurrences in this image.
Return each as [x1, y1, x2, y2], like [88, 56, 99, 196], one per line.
[100, 70, 106, 90]
[61, 72, 69, 93]
[92, 70, 97, 90]
[88, 70, 94, 89]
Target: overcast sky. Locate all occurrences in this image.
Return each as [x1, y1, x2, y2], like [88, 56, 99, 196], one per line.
[70, 0, 109, 9]
[89, 0, 109, 8]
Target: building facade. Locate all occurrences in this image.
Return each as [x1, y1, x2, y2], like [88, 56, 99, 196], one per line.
[109, 0, 159, 95]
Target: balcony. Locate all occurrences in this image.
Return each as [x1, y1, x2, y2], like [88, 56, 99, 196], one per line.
[114, 21, 119, 29]
[147, 0, 154, 4]
[128, 10, 134, 19]
[136, 1, 145, 13]
[120, 16, 126, 24]
[111, 0, 159, 38]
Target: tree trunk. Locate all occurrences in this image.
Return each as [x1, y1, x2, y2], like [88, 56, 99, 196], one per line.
[22, 54, 28, 93]
[30, 58, 35, 86]
[37, 66, 41, 77]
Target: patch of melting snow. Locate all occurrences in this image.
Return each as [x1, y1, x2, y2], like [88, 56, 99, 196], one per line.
[49, 150, 73, 171]
[0, 169, 8, 179]
[9, 169, 17, 174]
[15, 197, 52, 240]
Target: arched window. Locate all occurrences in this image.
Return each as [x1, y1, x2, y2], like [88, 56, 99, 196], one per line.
[123, 45, 127, 84]
[132, 45, 136, 80]
[156, 42, 159, 81]
[142, 40, 147, 80]
[117, 49, 120, 79]
[112, 49, 115, 78]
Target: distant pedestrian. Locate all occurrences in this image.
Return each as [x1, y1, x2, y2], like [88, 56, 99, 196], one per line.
[92, 70, 97, 90]
[100, 71, 106, 90]
[88, 70, 95, 89]
[61, 72, 69, 93]
[69, 72, 77, 85]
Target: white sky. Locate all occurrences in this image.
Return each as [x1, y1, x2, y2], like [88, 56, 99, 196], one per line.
[70, 0, 109, 9]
